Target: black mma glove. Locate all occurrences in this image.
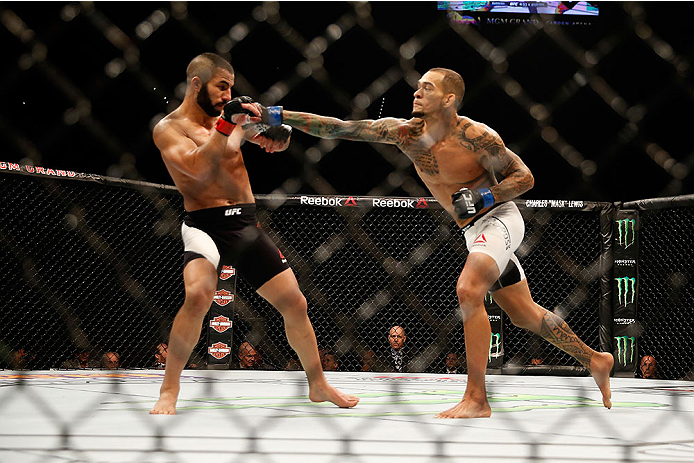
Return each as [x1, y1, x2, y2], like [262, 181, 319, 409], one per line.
[452, 187, 495, 219]
[224, 95, 283, 126]
[257, 124, 292, 143]
[215, 96, 257, 136]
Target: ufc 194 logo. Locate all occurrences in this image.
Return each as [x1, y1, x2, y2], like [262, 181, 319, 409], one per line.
[225, 208, 242, 216]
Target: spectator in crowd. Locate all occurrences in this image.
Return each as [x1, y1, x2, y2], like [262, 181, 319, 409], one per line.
[388, 325, 408, 373]
[285, 358, 302, 371]
[61, 350, 99, 369]
[640, 355, 659, 379]
[361, 349, 389, 372]
[11, 347, 36, 370]
[445, 352, 461, 374]
[361, 350, 376, 371]
[186, 351, 204, 369]
[154, 342, 168, 370]
[102, 351, 120, 370]
[239, 341, 259, 369]
[322, 351, 339, 371]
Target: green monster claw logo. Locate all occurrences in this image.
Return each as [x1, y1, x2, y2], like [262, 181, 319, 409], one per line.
[615, 335, 635, 366]
[485, 294, 494, 304]
[615, 277, 636, 306]
[489, 332, 501, 361]
[616, 219, 636, 248]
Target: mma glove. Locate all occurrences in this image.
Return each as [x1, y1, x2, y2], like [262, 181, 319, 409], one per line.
[215, 96, 257, 136]
[233, 96, 284, 126]
[452, 187, 495, 220]
[259, 104, 283, 126]
[257, 124, 292, 143]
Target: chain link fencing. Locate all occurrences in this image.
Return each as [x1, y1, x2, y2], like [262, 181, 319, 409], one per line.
[626, 198, 694, 380]
[2, 168, 691, 380]
[0, 2, 691, 202]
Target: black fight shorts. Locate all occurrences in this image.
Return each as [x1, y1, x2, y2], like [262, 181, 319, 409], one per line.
[181, 204, 290, 290]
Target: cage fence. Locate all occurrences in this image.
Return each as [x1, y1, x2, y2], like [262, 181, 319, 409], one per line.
[1, 168, 692, 382]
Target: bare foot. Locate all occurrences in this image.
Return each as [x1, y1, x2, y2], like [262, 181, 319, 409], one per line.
[150, 389, 178, 415]
[309, 381, 359, 408]
[435, 398, 492, 419]
[591, 352, 613, 409]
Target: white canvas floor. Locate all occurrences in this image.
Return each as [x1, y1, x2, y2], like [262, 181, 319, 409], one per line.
[1, 370, 693, 462]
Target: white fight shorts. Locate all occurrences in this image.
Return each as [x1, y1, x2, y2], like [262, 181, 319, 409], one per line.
[462, 201, 526, 292]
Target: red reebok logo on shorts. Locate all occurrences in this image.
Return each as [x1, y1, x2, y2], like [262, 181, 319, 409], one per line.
[279, 249, 287, 264]
[474, 234, 487, 244]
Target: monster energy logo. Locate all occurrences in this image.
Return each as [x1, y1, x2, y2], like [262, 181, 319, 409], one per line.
[489, 332, 501, 360]
[615, 277, 636, 306]
[615, 219, 636, 249]
[484, 294, 494, 304]
[614, 336, 635, 366]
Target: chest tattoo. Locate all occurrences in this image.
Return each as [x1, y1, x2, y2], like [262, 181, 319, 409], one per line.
[404, 119, 439, 175]
[410, 150, 439, 176]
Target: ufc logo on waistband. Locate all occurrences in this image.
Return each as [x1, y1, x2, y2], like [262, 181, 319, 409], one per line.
[225, 208, 242, 216]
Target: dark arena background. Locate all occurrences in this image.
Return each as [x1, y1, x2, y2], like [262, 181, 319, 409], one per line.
[1, 2, 694, 462]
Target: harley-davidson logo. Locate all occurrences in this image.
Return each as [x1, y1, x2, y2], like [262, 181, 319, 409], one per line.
[219, 265, 236, 280]
[208, 342, 231, 359]
[210, 315, 232, 333]
[213, 289, 234, 306]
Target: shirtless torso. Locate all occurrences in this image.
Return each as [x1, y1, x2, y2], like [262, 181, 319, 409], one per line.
[149, 60, 359, 415]
[283, 110, 532, 226]
[154, 106, 255, 211]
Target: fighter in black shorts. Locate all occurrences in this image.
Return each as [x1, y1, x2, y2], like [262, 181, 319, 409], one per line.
[181, 204, 288, 288]
[149, 53, 359, 415]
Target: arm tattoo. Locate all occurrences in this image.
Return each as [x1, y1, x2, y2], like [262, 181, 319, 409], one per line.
[539, 311, 594, 370]
[283, 112, 404, 144]
[458, 122, 534, 201]
[459, 122, 507, 157]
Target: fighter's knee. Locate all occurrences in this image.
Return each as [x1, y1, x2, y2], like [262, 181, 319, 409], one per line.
[184, 282, 216, 313]
[279, 292, 308, 318]
[290, 292, 308, 314]
[456, 283, 482, 309]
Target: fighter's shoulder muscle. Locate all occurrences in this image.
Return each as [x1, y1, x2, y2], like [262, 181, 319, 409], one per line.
[456, 116, 500, 139]
[454, 116, 506, 158]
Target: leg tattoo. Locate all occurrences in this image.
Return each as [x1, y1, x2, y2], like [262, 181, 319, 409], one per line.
[539, 311, 594, 369]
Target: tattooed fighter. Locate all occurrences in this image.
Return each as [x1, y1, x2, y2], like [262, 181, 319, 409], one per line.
[242, 67, 613, 418]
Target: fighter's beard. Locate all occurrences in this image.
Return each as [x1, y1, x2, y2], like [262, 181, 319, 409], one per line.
[411, 109, 425, 118]
[197, 84, 221, 117]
